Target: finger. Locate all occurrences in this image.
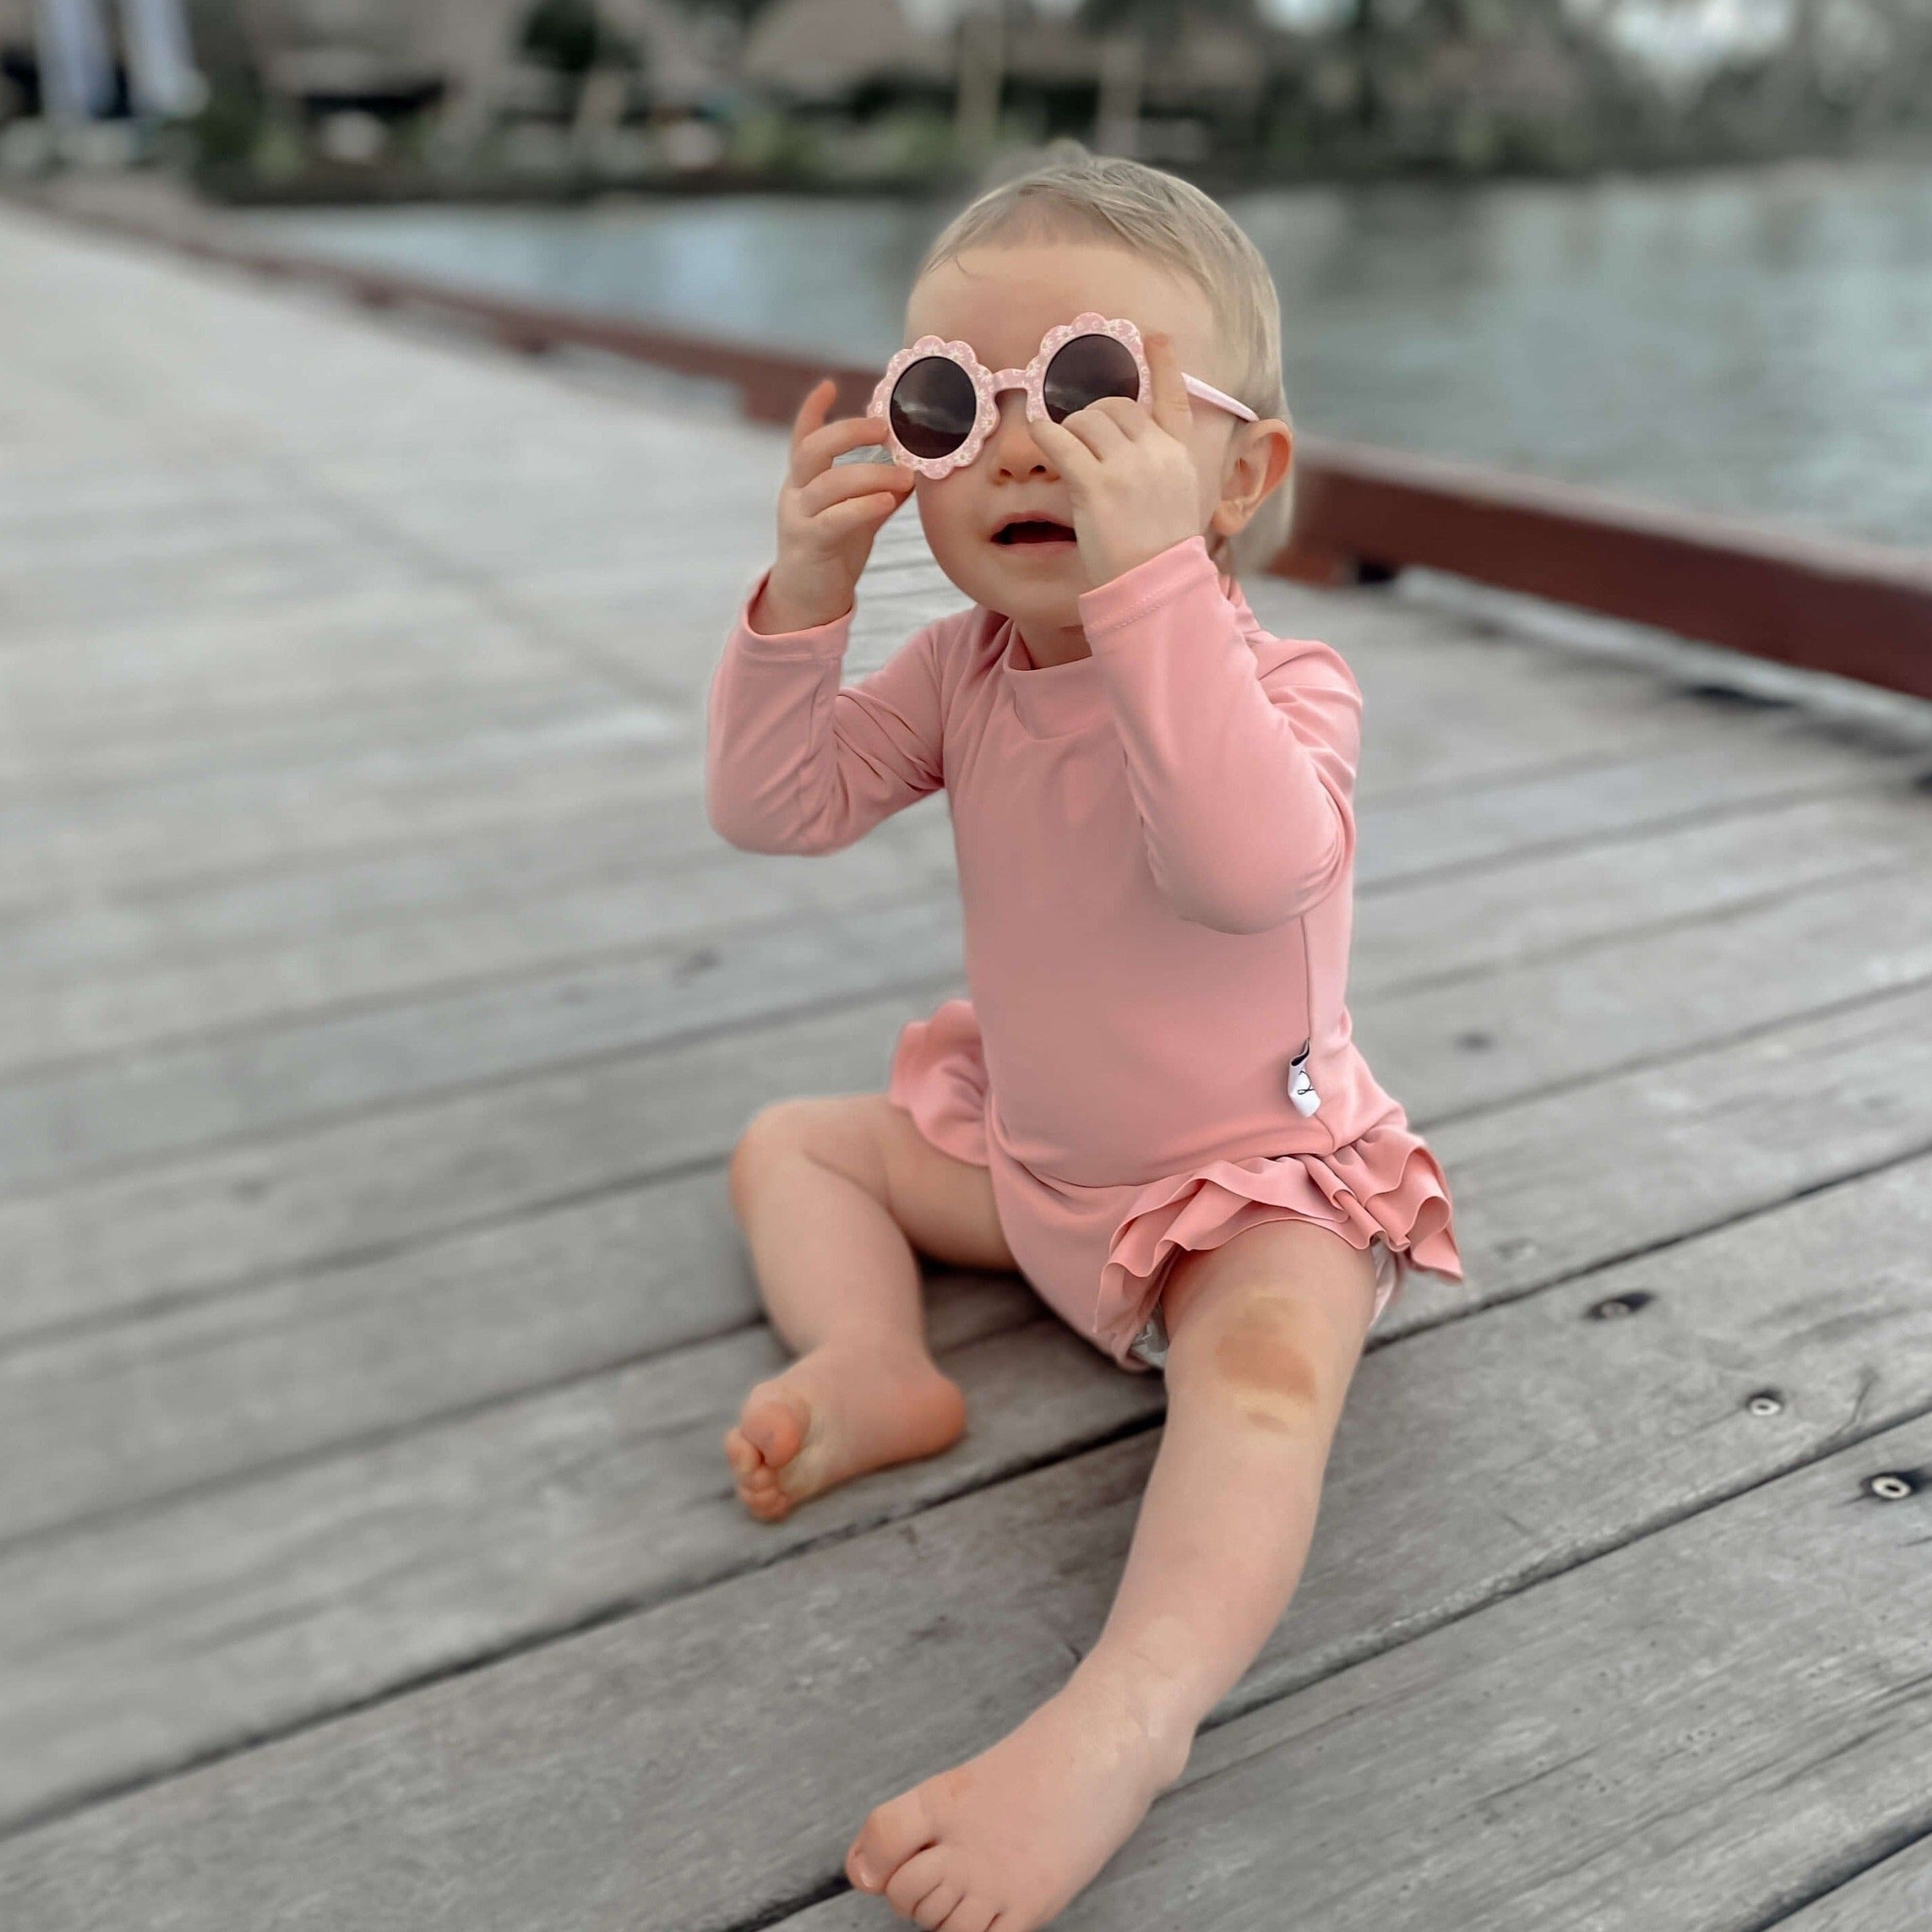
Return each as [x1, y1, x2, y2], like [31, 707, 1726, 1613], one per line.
[1083, 394, 1150, 439]
[797, 461, 913, 516]
[792, 410, 895, 486]
[1145, 331, 1193, 440]
[788, 378, 837, 459]
[816, 490, 905, 538]
[1059, 401, 1134, 459]
[1027, 412, 1101, 483]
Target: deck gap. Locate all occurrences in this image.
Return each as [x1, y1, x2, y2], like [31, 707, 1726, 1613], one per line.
[1354, 767, 1916, 901]
[261, 447, 700, 716]
[1420, 967, 1932, 1133]
[0, 880, 952, 1091]
[1367, 854, 1911, 1001]
[0, 1146, 734, 1358]
[0, 1319, 775, 1567]
[1739, 1810, 1932, 1931]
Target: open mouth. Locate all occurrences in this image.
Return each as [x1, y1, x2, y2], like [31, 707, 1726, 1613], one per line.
[993, 518, 1076, 546]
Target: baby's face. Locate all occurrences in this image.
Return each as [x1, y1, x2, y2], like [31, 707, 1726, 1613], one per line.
[899, 241, 1249, 632]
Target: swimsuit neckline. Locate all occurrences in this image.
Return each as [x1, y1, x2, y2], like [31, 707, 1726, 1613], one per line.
[1000, 621, 1107, 740]
[995, 568, 1257, 742]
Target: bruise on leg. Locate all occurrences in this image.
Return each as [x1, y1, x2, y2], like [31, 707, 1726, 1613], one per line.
[1161, 1222, 1376, 1435]
[1213, 1293, 1326, 1428]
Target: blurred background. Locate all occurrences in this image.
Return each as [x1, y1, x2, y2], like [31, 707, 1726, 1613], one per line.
[1, 0, 1929, 548]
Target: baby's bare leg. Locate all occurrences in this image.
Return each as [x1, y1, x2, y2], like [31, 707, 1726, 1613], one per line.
[846, 1218, 1378, 1931]
[722, 1093, 1017, 1522]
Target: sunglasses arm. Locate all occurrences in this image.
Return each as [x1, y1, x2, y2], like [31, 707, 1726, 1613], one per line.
[1180, 375, 1258, 423]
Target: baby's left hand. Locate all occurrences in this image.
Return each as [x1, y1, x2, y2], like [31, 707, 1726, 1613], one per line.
[1029, 331, 1207, 590]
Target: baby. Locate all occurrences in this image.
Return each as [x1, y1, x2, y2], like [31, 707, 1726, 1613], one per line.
[705, 146, 1463, 1929]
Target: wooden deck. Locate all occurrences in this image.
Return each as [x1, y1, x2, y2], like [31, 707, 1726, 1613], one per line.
[3, 202, 1932, 1931]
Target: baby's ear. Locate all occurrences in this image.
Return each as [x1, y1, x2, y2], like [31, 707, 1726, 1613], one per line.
[1219, 420, 1293, 527]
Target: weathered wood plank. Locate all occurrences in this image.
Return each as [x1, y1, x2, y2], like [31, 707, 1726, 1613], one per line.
[1354, 717, 1921, 887]
[0, 986, 949, 1334]
[0, 676, 627, 799]
[1769, 1837, 1932, 1931]
[1397, 973, 1932, 1325]
[0, 584, 555, 718]
[4, 1147, 1927, 1915]
[1350, 781, 1932, 995]
[0, 786, 948, 984]
[1357, 850, 1932, 1121]
[0, 710, 694, 913]
[0, 528, 442, 633]
[0, 893, 964, 1194]
[0, 822, 950, 1075]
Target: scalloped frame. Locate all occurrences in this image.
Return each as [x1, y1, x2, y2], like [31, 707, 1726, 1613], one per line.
[867, 333, 1003, 482]
[866, 312, 1252, 480]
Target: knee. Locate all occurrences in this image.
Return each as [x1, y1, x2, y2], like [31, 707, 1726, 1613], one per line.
[1173, 1288, 1332, 1428]
[727, 1099, 814, 1214]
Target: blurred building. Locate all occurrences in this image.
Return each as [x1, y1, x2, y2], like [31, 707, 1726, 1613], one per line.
[738, 0, 1275, 161]
[235, 0, 731, 124]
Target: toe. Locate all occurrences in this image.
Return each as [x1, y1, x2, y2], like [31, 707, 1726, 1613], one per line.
[849, 1787, 937, 1892]
[740, 1384, 808, 1469]
[942, 1900, 998, 1932]
[912, 1876, 964, 1929]
[884, 1845, 952, 1921]
[722, 1428, 757, 1478]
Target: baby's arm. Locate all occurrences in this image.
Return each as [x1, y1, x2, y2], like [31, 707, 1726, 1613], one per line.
[1079, 533, 1360, 934]
[705, 375, 940, 855]
[705, 595, 945, 854]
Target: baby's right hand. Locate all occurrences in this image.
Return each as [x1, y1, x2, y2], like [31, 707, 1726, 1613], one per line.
[748, 378, 915, 635]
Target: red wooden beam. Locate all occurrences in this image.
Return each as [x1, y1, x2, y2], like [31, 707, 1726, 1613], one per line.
[1278, 440, 1932, 703]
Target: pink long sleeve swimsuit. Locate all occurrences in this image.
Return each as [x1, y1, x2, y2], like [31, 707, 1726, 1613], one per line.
[707, 533, 1463, 1376]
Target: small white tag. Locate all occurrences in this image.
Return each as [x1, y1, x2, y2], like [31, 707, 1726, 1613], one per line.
[1287, 1043, 1321, 1116]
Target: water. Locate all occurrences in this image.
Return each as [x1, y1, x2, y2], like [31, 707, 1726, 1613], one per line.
[244, 158, 1932, 551]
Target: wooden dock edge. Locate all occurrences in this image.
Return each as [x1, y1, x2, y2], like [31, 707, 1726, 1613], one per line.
[24, 188, 1932, 703]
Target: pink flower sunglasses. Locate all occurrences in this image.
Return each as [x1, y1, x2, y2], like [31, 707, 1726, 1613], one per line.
[867, 312, 1257, 481]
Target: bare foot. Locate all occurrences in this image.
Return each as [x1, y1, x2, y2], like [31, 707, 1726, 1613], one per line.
[722, 1335, 967, 1522]
[845, 1655, 1193, 1930]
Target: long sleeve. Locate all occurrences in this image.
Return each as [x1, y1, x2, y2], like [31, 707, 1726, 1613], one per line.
[704, 568, 946, 854]
[1078, 534, 1360, 935]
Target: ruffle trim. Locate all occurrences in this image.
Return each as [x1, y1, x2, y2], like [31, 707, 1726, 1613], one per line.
[886, 997, 988, 1167]
[1099, 1125, 1462, 1364]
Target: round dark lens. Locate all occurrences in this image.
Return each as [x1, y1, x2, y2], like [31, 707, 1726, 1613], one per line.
[889, 356, 978, 459]
[1042, 333, 1140, 422]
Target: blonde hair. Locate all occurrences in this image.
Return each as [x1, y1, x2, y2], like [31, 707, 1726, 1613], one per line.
[915, 139, 1293, 578]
